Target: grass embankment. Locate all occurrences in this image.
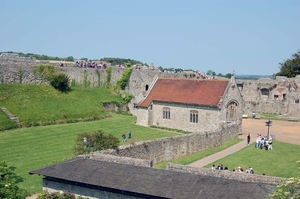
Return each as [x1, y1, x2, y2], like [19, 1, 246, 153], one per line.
[0, 84, 125, 128]
[204, 141, 300, 178]
[0, 109, 18, 130]
[0, 113, 179, 194]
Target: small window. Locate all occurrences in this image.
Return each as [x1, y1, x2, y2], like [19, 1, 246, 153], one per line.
[133, 103, 137, 108]
[163, 107, 170, 119]
[261, 88, 269, 95]
[283, 94, 286, 100]
[274, 95, 279, 100]
[150, 104, 153, 110]
[295, 99, 299, 104]
[190, 110, 198, 123]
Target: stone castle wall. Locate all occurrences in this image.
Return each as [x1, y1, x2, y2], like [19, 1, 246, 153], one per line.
[236, 76, 300, 117]
[100, 123, 240, 164]
[1, 53, 300, 118]
[167, 163, 282, 185]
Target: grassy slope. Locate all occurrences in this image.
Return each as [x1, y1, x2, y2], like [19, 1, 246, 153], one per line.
[0, 84, 124, 127]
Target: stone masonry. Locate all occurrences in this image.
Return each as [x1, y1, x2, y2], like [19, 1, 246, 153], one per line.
[1, 52, 300, 119]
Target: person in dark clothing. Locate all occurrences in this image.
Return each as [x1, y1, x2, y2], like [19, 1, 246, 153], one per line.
[247, 133, 251, 145]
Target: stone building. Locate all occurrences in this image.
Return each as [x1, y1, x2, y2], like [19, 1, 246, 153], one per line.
[236, 75, 300, 119]
[136, 76, 243, 133]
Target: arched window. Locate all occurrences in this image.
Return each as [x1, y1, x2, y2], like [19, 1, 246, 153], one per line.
[163, 107, 170, 119]
[190, 110, 198, 123]
[226, 101, 238, 121]
[145, 84, 149, 91]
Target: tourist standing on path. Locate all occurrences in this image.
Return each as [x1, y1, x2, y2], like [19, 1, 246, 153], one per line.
[247, 133, 251, 145]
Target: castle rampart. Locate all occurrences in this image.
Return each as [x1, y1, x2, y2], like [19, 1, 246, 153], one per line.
[1, 53, 300, 119]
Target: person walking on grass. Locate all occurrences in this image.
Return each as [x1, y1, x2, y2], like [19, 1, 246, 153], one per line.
[268, 137, 273, 150]
[128, 130, 132, 139]
[122, 132, 126, 142]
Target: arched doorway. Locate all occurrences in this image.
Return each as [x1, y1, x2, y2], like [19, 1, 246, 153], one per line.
[226, 101, 238, 122]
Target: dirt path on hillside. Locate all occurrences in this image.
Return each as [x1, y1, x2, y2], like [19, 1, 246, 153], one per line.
[242, 119, 300, 145]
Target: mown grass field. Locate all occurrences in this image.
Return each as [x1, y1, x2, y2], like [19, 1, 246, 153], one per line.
[0, 113, 179, 194]
[204, 140, 300, 178]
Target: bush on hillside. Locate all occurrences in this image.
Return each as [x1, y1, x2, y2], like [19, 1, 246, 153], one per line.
[49, 73, 70, 91]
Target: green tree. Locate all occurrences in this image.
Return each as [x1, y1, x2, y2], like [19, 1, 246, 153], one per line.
[80, 58, 88, 61]
[224, 73, 232, 78]
[276, 50, 300, 78]
[206, 70, 216, 76]
[49, 73, 70, 91]
[0, 161, 30, 199]
[65, 56, 74, 62]
[73, 130, 120, 156]
[269, 160, 300, 199]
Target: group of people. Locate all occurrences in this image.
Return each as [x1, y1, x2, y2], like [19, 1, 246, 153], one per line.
[255, 134, 273, 150]
[246, 133, 273, 150]
[211, 163, 254, 174]
[122, 130, 132, 142]
[75, 60, 108, 69]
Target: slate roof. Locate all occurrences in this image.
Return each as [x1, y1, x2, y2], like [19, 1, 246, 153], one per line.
[29, 157, 274, 199]
[138, 78, 229, 108]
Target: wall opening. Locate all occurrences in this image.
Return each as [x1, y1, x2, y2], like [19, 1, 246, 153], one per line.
[226, 101, 238, 122]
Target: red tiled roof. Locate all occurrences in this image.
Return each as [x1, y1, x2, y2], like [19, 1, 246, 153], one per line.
[138, 78, 229, 107]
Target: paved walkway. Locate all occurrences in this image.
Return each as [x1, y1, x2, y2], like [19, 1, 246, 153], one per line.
[189, 134, 255, 168]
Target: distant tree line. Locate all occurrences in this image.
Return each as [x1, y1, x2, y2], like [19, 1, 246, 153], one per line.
[99, 57, 145, 67]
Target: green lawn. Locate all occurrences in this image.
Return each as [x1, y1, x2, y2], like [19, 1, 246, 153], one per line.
[0, 113, 179, 194]
[203, 141, 300, 178]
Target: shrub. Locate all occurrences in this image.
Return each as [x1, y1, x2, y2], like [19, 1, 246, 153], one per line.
[37, 190, 89, 199]
[73, 130, 120, 156]
[49, 73, 70, 91]
[117, 68, 133, 90]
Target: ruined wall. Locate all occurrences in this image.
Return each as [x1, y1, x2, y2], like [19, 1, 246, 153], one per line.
[237, 76, 300, 118]
[100, 123, 240, 164]
[167, 163, 282, 185]
[0, 53, 46, 84]
[84, 153, 152, 167]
